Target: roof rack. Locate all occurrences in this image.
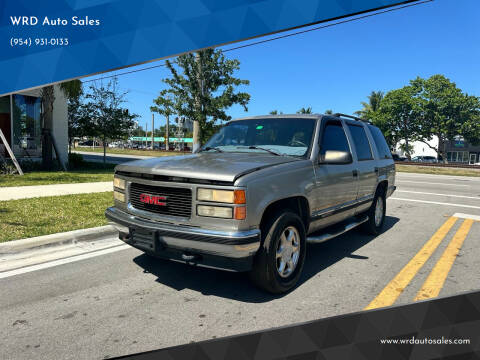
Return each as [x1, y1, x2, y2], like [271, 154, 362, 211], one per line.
[332, 113, 370, 123]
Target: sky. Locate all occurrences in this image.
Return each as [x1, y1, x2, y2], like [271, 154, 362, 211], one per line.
[82, 0, 480, 131]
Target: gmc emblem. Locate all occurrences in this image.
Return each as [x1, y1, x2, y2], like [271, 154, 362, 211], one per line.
[139, 193, 167, 206]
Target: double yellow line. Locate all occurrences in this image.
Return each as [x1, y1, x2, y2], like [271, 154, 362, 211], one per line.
[365, 216, 475, 310]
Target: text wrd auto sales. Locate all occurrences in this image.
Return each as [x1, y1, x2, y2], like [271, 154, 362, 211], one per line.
[10, 16, 100, 26]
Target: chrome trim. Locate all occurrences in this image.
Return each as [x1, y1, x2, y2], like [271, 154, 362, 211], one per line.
[311, 194, 374, 219]
[108, 207, 260, 240]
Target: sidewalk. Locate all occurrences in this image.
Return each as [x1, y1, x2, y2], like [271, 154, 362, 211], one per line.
[0, 181, 113, 201]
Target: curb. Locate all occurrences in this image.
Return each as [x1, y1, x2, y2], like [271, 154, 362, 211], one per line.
[0, 225, 118, 255]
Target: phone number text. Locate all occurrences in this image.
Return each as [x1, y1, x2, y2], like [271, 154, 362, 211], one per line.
[10, 38, 69, 47]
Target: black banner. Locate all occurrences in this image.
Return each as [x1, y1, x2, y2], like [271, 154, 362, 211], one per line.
[113, 290, 480, 359]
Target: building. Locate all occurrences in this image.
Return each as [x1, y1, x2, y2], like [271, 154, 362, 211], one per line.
[441, 137, 480, 164]
[394, 137, 439, 158]
[0, 85, 68, 166]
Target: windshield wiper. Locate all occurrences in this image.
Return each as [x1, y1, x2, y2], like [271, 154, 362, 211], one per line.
[246, 146, 281, 156]
[201, 146, 224, 153]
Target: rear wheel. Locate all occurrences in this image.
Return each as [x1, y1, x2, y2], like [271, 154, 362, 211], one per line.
[360, 189, 386, 235]
[249, 211, 306, 294]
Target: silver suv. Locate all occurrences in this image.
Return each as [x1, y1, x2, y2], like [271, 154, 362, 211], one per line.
[106, 114, 396, 293]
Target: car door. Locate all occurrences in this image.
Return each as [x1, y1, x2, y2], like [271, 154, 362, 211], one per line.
[344, 122, 378, 211]
[309, 119, 359, 233]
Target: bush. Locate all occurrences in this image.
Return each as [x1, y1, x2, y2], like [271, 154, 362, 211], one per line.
[68, 152, 85, 169]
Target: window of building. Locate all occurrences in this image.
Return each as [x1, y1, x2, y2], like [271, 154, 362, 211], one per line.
[347, 124, 373, 161]
[447, 151, 469, 163]
[12, 94, 42, 157]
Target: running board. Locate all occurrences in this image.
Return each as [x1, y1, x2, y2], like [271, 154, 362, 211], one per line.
[306, 216, 369, 244]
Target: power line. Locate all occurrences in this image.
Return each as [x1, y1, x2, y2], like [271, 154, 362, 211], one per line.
[83, 0, 433, 83]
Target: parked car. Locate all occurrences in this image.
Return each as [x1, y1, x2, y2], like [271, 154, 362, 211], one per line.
[392, 154, 407, 162]
[412, 156, 438, 163]
[106, 113, 396, 293]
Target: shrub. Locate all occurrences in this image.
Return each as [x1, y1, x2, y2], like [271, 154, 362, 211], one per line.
[68, 152, 85, 169]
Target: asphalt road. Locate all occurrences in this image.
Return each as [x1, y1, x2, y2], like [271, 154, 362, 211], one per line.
[1, 172, 479, 360]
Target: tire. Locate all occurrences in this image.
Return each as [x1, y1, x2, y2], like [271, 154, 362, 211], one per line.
[249, 211, 306, 294]
[360, 189, 386, 235]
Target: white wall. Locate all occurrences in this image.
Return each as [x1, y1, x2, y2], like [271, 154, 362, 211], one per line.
[395, 136, 439, 158]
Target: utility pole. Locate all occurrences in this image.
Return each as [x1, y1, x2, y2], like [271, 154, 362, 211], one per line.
[165, 114, 169, 151]
[151, 113, 155, 150]
[193, 52, 202, 153]
[145, 122, 148, 148]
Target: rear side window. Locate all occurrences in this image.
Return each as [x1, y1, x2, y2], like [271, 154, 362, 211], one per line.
[347, 124, 373, 161]
[368, 125, 392, 159]
[319, 121, 350, 155]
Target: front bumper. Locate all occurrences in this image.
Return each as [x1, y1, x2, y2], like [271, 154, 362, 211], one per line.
[105, 207, 261, 272]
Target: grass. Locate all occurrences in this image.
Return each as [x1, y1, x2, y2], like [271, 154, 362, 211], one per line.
[396, 164, 480, 177]
[0, 192, 113, 242]
[75, 147, 184, 157]
[0, 162, 116, 187]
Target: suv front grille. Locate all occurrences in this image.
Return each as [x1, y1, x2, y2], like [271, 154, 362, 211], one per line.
[129, 183, 192, 218]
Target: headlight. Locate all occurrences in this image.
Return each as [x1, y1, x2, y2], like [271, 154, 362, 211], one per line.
[114, 191, 125, 203]
[197, 205, 233, 218]
[197, 188, 246, 204]
[113, 177, 125, 190]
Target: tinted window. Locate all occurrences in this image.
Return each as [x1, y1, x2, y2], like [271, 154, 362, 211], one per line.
[204, 118, 316, 157]
[368, 125, 392, 159]
[347, 124, 373, 161]
[319, 121, 350, 155]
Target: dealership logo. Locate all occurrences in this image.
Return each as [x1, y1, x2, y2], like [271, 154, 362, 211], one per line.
[139, 193, 167, 206]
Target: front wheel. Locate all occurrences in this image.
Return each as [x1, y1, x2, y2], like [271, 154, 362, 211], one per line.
[249, 212, 306, 294]
[360, 190, 386, 235]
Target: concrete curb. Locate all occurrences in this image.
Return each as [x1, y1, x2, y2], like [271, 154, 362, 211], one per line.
[0, 225, 118, 255]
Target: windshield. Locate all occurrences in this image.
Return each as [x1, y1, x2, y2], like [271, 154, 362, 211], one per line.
[202, 118, 316, 157]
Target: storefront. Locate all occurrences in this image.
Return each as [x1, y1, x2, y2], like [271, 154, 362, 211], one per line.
[0, 86, 68, 165]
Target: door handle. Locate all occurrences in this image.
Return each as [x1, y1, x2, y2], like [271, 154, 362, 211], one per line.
[352, 170, 358, 177]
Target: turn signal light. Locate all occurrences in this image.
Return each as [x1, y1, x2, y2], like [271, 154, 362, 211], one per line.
[234, 206, 246, 220]
[234, 190, 246, 204]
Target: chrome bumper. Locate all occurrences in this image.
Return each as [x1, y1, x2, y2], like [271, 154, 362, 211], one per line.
[105, 207, 261, 271]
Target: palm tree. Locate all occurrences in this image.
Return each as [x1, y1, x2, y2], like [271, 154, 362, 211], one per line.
[324, 109, 333, 115]
[354, 91, 384, 119]
[41, 80, 82, 169]
[297, 107, 312, 114]
[151, 90, 175, 150]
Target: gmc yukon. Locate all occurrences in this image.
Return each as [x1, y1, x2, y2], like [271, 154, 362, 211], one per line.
[106, 113, 396, 293]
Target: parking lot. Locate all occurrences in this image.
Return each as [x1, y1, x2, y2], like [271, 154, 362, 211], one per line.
[1, 171, 479, 360]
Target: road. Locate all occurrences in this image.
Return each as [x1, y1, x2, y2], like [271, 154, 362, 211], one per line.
[73, 150, 154, 164]
[1, 172, 479, 359]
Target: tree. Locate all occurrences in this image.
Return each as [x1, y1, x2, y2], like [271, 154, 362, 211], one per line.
[84, 78, 138, 163]
[376, 86, 423, 160]
[66, 82, 87, 153]
[297, 107, 312, 114]
[151, 90, 175, 149]
[411, 75, 480, 161]
[41, 80, 82, 169]
[269, 110, 283, 115]
[162, 48, 250, 146]
[354, 91, 384, 119]
[324, 109, 333, 115]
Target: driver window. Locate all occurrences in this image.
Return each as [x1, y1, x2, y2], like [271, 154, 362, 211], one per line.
[319, 121, 351, 156]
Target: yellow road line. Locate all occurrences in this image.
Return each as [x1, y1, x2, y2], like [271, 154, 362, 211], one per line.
[364, 216, 458, 310]
[414, 219, 474, 301]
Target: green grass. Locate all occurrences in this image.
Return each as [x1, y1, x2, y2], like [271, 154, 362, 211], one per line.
[0, 192, 113, 242]
[75, 147, 184, 157]
[0, 162, 115, 187]
[396, 164, 480, 177]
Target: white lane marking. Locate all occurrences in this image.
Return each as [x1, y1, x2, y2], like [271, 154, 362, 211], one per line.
[396, 180, 470, 187]
[389, 197, 480, 209]
[0, 244, 130, 280]
[397, 173, 479, 181]
[396, 190, 480, 200]
[453, 213, 480, 221]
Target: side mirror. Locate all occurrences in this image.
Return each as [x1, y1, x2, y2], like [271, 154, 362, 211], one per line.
[319, 150, 352, 164]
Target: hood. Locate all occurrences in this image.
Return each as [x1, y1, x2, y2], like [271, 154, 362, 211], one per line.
[115, 152, 300, 183]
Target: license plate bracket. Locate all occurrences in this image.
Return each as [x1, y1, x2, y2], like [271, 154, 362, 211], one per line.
[129, 227, 158, 252]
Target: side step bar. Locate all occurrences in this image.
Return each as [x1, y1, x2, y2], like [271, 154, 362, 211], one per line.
[306, 216, 369, 244]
